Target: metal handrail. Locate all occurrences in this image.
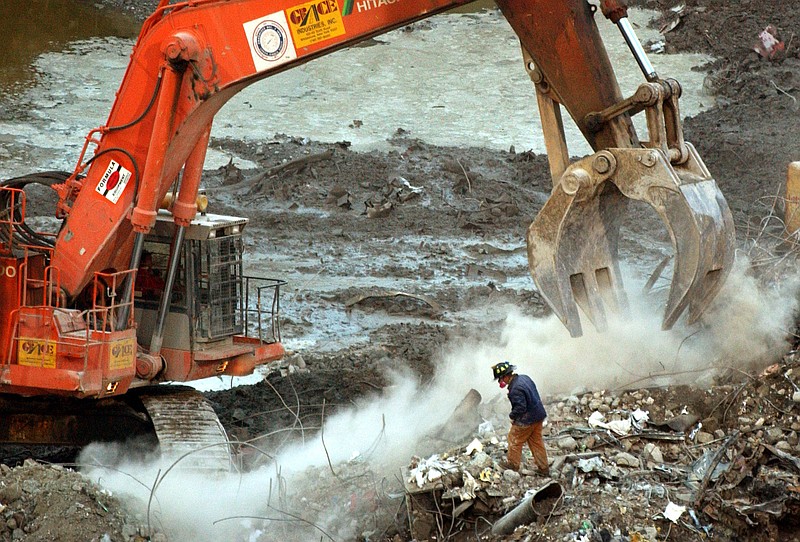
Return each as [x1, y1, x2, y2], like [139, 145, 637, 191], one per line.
[4, 269, 137, 381]
[89, 269, 137, 330]
[0, 187, 25, 252]
[242, 276, 286, 344]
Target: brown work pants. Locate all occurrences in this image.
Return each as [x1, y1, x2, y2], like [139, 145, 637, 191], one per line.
[507, 421, 549, 472]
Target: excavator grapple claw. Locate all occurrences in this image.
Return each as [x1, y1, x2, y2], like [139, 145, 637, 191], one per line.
[528, 147, 735, 337]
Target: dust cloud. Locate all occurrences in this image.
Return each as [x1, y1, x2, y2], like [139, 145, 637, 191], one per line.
[79, 445, 271, 541]
[441, 257, 800, 402]
[80, 443, 393, 541]
[77, 370, 450, 542]
[78, 260, 798, 542]
[78, 364, 485, 540]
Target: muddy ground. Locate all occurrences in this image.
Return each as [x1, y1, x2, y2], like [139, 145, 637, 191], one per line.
[2, 0, 800, 541]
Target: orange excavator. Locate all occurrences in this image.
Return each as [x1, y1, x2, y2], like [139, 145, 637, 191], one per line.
[0, 0, 734, 462]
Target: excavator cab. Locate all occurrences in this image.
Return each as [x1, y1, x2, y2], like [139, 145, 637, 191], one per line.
[134, 210, 285, 382]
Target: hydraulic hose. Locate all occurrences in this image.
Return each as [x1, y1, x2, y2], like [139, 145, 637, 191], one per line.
[0, 171, 70, 251]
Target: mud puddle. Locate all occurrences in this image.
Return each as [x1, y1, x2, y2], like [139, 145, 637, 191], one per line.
[0, 9, 713, 178]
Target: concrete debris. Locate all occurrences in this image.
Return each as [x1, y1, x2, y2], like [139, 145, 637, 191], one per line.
[365, 199, 392, 218]
[576, 456, 603, 473]
[650, 412, 698, 432]
[659, 2, 685, 34]
[325, 184, 351, 206]
[465, 438, 483, 455]
[614, 452, 640, 468]
[464, 242, 526, 256]
[401, 354, 800, 541]
[643, 442, 664, 463]
[363, 176, 425, 218]
[344, 290, 443, 316]
[478, 420, 495, 437]
[441, 389, 483, 443]
[465, 263, 508, 283]
[480, 194, 519, 219]
[389, 176, 424, 201]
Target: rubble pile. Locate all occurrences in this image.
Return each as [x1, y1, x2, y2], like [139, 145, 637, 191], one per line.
[401, 356, 800, 541]
[0, 460, 140, 542]
[4, 355, 800, 541]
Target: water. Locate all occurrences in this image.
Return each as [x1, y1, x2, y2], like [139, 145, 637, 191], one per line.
[0, 4, 713, 177]
[0, 0, 139, 94]
[217, 8, 713, 157]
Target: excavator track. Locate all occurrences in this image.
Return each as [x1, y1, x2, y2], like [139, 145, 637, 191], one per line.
[138, 386, 233, 473]
[0, 388, 234, 471]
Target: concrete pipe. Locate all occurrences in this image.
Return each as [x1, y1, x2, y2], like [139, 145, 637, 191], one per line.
[491, 480, 563, 536]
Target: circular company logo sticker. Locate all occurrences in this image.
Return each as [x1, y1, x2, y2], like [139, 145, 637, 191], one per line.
[252, 20, 289, 61]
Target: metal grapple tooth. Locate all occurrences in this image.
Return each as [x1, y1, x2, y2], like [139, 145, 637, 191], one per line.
[620, 152, 735, 331]
[527, 162, 629, 338]
[647, 181, 725, 330]
[528, 148, 735, 338]
[666, 179, 735, 327]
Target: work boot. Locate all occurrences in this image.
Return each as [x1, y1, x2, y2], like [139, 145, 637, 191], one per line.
[498, 460, 519, 472]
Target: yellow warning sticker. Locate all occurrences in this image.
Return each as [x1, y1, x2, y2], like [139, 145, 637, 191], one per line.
[109, 338, 135, 370]
[18, 338, 57, 368]
[287, 0, 345, 48]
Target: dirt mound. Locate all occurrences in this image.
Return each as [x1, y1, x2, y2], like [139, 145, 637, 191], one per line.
[0, 461, 138, 542]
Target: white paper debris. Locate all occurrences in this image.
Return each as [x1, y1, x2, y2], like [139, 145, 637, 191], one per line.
[408, 455, 458, 488]
[577, 456, 604, 473]
[630, 409, 649, 429]
[588, 411, 632, 436]
[458, 471, 479, 501]
[465, 438, 483, 455]
[664, 501, 686, 523]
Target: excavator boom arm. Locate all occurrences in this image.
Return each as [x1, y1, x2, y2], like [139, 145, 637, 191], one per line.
[50, 0, 628, 294]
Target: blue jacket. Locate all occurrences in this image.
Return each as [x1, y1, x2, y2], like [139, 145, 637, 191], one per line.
[507, 374, 546, 426]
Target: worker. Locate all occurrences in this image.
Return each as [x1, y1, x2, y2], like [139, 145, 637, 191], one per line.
[135, 250, 165, 301]
[492, 361, 549, 474]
